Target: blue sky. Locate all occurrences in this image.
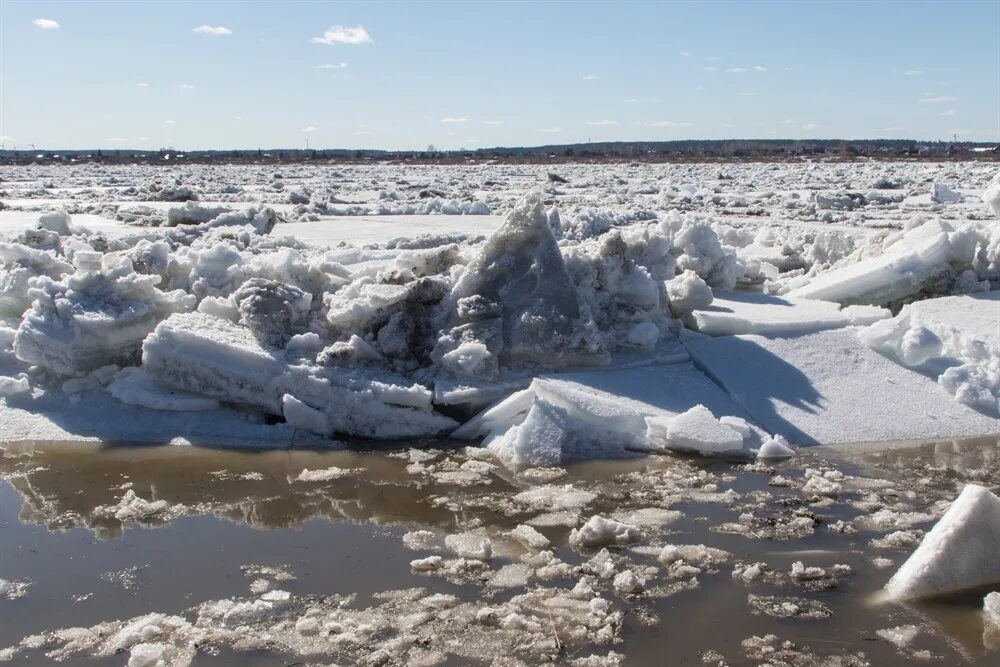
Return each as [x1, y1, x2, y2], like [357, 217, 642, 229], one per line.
[1, 0, 997, 150]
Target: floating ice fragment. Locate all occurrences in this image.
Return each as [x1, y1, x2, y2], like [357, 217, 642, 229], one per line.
[757, 435, 794, 460]
[885, 484, 1000, 600]
[569, 515, 641, 549]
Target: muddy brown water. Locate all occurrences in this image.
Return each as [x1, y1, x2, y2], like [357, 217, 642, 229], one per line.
[0, 438, 998, 665]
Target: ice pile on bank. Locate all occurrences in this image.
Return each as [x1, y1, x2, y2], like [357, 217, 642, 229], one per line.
[774, 217, 998, 306]
[433, 194, 609, 375]
[143, 312, 456, 438]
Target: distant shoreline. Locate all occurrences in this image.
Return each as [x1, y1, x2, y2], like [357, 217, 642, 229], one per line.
[1, 139, 996, 166]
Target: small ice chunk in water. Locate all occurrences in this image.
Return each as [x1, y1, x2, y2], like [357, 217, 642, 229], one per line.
[757, 435, 794, 460]
[444, 532, 492, 560]
[885, 484, 1000, 600]
[569, 515, 641, 549]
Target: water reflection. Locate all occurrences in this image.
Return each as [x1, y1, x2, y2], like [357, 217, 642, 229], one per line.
[0, 441, 500, 539]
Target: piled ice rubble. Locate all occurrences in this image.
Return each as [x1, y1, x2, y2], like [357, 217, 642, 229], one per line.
[2, 163, 1000, 462]
[144, 312, 457, 439]
[776, 217, 997, 306]
[15, 255, 195, 375]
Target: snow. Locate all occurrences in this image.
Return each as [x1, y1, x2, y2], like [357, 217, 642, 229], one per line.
[885, 484, 1000, 600]
[861, 291, 1000, 416]
[687, 291, 889, 337]
[686, 328, 1000, 445]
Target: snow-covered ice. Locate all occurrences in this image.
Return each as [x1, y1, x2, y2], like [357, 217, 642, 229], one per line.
[686, 328, 1000, 445]
[861, 290, 1000, 416]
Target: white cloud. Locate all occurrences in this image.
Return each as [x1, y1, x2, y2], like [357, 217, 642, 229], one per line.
[703, 66, 717, 72]
[164, 120, 176, 125]
[0, 135, 16, 142]
[942, 109, 957, 116]
[920, 94, 957, 104]
[680, 51, 690, 57]
[104, 137, 127, 143]
[314, 62, 347, 69]
[706, 56, 720, 62]
[463, 139, 481, 144]
[354, 129, 373, 135]
[753, 65, 767, 72]
[649, 120, 692, 128]
[903, 69, 923, 76]
[727, 67, 747, 73]
[193, 25, 232, 36]
[781, 118, 795, 124]
[179, 84, 195, 89]
[234, 116, 242, 121]
[302, 126, 318, 132]
[539, 127, 562, 133]
[585, 120, 618, 126]
[481, 120, 504, 125]
[802, 123, 817, 130]
[33, 18, 59, 30]
[440, 117, 468, 123]
[582, 74, 599, 80]
[312, 26, 372, 45]
[137, 82, 149, 87]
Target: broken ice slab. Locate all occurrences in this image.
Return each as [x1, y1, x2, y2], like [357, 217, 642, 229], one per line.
[433, 337, 690, 414]
[0, 384, 302, 447]
[687, 291, 889, 337]
[142, 312, 457, 439]
[861, 290, 1000, 416]
[785, 220, 980, 306]
[885, 484, 1000, 600]
[455, 362, 764, 467]
[685, 328, 1000, 446]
